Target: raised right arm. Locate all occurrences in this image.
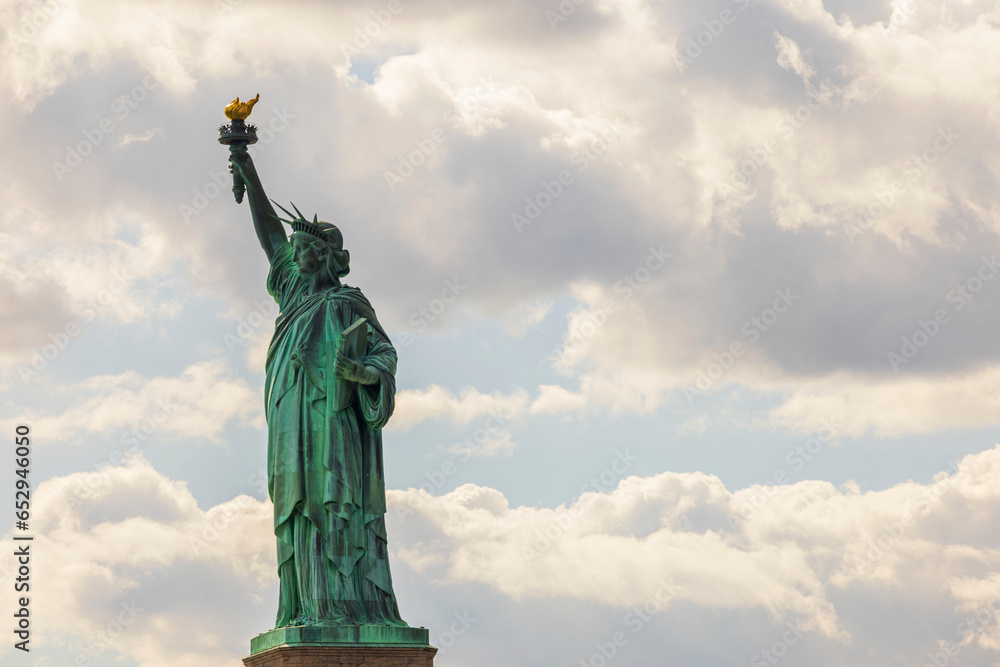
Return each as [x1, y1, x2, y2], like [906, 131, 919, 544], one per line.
[229, 147, 287, 262]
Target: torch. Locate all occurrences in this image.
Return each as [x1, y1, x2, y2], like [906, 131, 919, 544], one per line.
[218, 94, 260, 204]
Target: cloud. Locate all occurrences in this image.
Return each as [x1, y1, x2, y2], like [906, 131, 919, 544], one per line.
[0, 454, 274, 667]
[2, 0, 999, 420]
[500, 299, 553, 337]
[765, 366, 1000, 437]
[10, 438, 1000, 666]
[391, 384, 529, 431]
[3, 361, 261, 444]
[5, 1, 1000, 662]
[774, 31, 815, 82]
[530, 383, 590, 415]
[0, 276, 74, 367]
[0, 190, 183, 375]
[389, 443, 1000, 660]
[390, 472, 844, 639]
[118, 127, 164, 147]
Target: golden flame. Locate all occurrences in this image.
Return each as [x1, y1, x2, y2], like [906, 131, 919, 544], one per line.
[224, 94, 260, 120]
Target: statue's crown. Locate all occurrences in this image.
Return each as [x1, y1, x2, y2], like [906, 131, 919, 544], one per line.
[270, 200, 342, 248]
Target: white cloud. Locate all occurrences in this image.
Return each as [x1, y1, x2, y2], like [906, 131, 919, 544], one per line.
[530, 370, 668, 417]
[0, 195, 182, 372]
[9, 434, 1000, 666]
[6, 1, 1000, 662]
[531, 383, 590, 415]
[678, 413, 710, 435]
[118, 126, 164, 146]
[774, 32, 815, 82]
[389, 443, 1000, 655]
[0, 454, 273, 667]
[3, 361, 261, 444]
[501, 299, 553, 337]
[391, 384, 529, 431]
[765, 366, 1000, 437]
[390, 474, 844, 639]
[3, 0, 999, 422]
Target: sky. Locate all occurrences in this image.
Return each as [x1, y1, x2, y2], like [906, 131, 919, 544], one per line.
[2, 0, 1000, 665]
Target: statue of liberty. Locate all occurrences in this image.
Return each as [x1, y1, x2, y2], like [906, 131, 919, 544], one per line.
[229, 142, 408, 630]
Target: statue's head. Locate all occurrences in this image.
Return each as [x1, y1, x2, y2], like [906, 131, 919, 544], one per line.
[273, 201, 351, 280]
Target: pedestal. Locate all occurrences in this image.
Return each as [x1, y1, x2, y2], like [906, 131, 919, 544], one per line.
[243, 625, 436, 667]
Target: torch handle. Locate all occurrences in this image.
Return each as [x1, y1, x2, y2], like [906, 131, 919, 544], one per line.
[219, 112, 258, 206]
[233, 168, 246, 204]
[230, 142, 247, 204]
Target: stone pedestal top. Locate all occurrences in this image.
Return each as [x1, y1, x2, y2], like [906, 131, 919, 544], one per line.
[243, 644, 437, 667]
[244, 625, 435, 666]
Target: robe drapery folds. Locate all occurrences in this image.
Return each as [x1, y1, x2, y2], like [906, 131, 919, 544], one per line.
[264, 241, 405, 628]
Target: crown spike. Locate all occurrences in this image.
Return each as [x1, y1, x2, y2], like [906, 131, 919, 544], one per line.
[291, 201, 306, 221]
[270, 199, 297, 222]
[313, 213, 318, 224]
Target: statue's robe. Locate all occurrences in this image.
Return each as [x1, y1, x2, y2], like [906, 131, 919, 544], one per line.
[264, 241, 405, 627]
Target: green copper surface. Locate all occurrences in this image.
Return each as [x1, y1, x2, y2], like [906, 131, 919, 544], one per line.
[228, 135, 414, 638]
[250, 625, 431, 654]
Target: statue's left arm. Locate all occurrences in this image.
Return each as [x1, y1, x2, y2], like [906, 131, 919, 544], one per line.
[334, 349, 381, 386]
[337, 328, 396, 430]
